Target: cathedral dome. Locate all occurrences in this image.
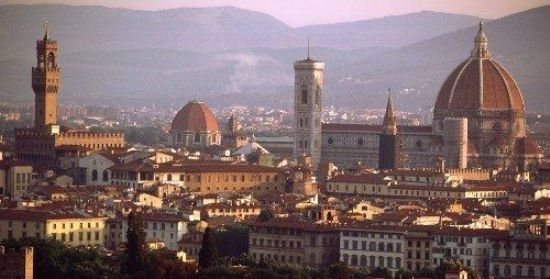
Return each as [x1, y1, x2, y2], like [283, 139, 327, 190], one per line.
[171, 101, 219, 132]
[434, 22, 524, 112]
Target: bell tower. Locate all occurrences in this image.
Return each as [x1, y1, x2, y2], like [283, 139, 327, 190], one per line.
[379, 91, 398, 170]
[32, 22, 60, 129]
[293, 41, 324, 170]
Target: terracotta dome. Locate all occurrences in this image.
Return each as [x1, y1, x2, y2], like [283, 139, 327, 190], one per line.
[171, 101, 219, 132]
[514, 137, 541, 155]
[434, 22, 524, 112]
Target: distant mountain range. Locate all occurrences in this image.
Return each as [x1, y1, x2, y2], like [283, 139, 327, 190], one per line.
[0, 4, 548, 112]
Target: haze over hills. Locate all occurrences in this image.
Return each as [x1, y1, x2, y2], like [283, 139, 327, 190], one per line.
[0, 4, 548, 112]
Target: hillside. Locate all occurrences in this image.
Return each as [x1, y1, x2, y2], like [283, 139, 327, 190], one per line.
[327, 5, 550, 111]
[0, 4, 548, 112]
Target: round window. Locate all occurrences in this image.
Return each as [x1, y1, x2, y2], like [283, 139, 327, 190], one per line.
[415, 140, 423, 148]
[357, 138, 364, 146]
[327, 137, 334, 145]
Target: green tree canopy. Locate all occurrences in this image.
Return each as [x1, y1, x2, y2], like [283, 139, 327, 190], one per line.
[199, 227, 218, 269]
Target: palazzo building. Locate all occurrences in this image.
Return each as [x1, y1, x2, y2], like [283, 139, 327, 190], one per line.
[14, 25, 125, 168]
[294, 22, 543, 171]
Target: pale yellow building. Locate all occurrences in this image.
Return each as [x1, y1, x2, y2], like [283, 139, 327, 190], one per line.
[0, 209, 107, 247]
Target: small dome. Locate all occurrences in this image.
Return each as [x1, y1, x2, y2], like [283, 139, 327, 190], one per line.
[171, 101, 219, 132]
[515, 137, 541, 155]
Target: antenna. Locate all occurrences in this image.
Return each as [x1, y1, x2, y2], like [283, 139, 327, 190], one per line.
[307, 38, 310, 59]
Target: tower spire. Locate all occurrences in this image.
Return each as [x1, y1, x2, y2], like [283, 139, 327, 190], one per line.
[43, 20, 49, 41]
[471, 21, 489, 58]
[383, 88, 397, 135]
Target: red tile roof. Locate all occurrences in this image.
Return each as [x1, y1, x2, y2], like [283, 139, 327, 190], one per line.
[435, 58, 524, 112]
[171, 101, 219, 132]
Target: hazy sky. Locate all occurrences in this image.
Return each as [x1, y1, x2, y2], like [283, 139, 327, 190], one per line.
[2, 0, 549, 26]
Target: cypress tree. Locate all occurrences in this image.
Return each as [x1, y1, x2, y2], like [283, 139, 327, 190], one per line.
[198, 227, 218, 269]
[123, 211, 147, 276]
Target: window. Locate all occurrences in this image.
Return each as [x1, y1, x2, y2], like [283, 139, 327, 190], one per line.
[194, 133, 201, 143]
[301, 89, 308, 104]
[102, 170, 109, 181]
[167, 174, 172, 181]
[91, 169, 98, 181]
[516, 266, 523, 277]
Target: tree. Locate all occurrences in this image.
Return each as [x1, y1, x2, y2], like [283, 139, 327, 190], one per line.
[395, 268, 414, 279]
[327, 261, 352, 279]
[415, 267, 436, 278]
[122, 211, 147, 277]
[257, 209, 275, 222]
[199, 227, 218, 269]
[369, 267, 392, 279]
[1, 238, 116, 279]
[434, 259, 480, 279]
[146, 249, 197, 279]
[213, 225, 249, 258]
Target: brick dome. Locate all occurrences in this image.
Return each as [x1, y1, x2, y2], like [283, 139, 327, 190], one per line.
[434, 23, 524, 112]
[171, 101, 219, 132]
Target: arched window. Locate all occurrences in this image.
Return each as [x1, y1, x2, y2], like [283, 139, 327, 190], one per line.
[301, 89, 308, 104]
[493, 265, 500, 276]
[528, 266, 534, 278]
[360, 255, 367, 267]
[91, 170, 98, 181]
[47, 52, 55, 69]
[304, 140, 308, 149]
[194, 133, 201, 143]
[304, 117, 309, 126]
[299, 118, 303, 128]
[167, 174, 172, 181]
[299, 140, 304, 149]
[351, 255, 358, 266]
[102, 170, 109, 182]
[378, 256, 384, 267]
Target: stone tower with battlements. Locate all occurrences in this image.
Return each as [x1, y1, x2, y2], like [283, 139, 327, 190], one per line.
[32, 22, 60, 130]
